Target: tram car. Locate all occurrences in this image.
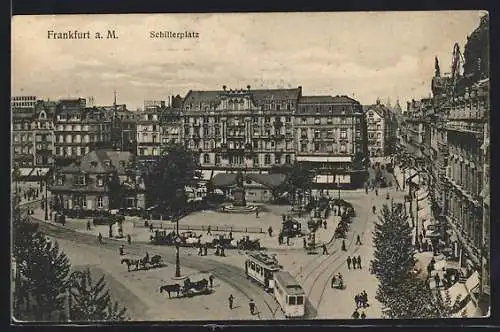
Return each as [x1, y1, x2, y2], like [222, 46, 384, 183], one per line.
[273, 271, 306, 318]
[245, 252, 282, 291]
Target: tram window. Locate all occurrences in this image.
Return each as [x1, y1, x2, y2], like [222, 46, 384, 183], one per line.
[256, 265, 260, 273]
[288, 296, 296, 305]
[296, 296, 304, 305]
[251, 262, 255, 270]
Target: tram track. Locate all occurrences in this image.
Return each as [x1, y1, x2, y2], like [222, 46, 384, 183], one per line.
[34, 218, 282, 320]
[297, 197, 375, 318]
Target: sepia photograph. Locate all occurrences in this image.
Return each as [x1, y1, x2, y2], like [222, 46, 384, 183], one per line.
[11, 11, 490, 322]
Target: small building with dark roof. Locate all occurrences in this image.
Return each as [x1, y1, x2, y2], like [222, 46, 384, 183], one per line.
[49, 149, 146, 214]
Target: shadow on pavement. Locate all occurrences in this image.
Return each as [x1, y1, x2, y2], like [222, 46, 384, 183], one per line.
[304, 298, 318, 319]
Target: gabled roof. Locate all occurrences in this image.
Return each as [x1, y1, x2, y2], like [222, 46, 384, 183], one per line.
[299, 96, 336, 103]
[246, 173, 287, 189]
[211, 173, 238, 187]
[60, 149, 133, 174]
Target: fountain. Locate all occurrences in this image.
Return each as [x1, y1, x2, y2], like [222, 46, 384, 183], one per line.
[219, 171, 258, 214]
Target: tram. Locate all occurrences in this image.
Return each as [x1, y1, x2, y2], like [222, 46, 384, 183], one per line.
[273, 271, 306, 318]
[244, 252, 282, 291]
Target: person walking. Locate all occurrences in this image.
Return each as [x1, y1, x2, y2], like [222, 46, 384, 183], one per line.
[347, 256, 352, 270]
[209, 274, 215, 288]
[203, 244, 208, 256]
[119, 244, 125, 255]
[356, 234, 362, 245]
[342, 239, 347, 251]
[255, 209, 259, 218]
[357, 255, 362, 269]
[303, 237, 307, 249]
[268, 226, 273, 237]
[228, 294, 234, 310]
[127, 234, 131, 245]
[352, 309, 360, 319]
[354, 294, 360, 308]
[97, 232, 102, 243]
[362, 291, 368, 307]
[87, 220, 91, 231]
[434, 274, 441, 288]
[207, 225, 212, 235]
[149, 223, 154, 232]
[198, 245, 203, 256]
[323, 220, 327, 229]
[352, 257, 357, 269]
[249, 299, 256, 315]
[322, 243, 328, 255]
[286, 236, 290, 246]
[360, 311, 366, 319]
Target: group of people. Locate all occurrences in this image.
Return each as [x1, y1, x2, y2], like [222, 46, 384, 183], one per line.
[346, 255, 362, 269]
[227, 295, 257, 316]
[354, 291, 369, 308]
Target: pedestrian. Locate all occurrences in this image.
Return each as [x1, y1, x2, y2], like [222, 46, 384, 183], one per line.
[322, 243, 328, 255]
[229, 231, 233, 239]
[228, 294, 234, 310]
[286, 236, 290, 246]
[109, 229, 113, 239]
[119, 244, 124, 255]
[282, 214, 286, 222]
[342, 239, 346, 251]
[355, 294, 359, 308]
[375, 188, 378, 196]
[434, 274, 441, 288]
[361, 291, 367, 307]
[356, 234, 362, 245]
[357, 255, 362, 269]
[207, 225, 212, 235]
[198, 245, 203, 256]
[249, 299, 255, 315]
[352, 257, 357, 269]
[323, 220, 327, 229]
[149, 223, 154, 232]
[221, 245, 225, 257]
[203, 244, 208, 256]
[303, 237, 307, 249]
[360, 311, 366, 319]
[255, 209, 259, 218]
[127, 234, 131, 244]
[347, 256, 352, 269]
[97, 232, 102, 243]
[419, 233, 423, 243]
[352, 309, 360, 319]
[87, 220, 91, 231]
[268, 226, 273, 237]
[209, 274, 214, 288]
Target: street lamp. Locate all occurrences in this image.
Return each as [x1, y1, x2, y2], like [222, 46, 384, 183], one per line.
[44, 175, 49, 221]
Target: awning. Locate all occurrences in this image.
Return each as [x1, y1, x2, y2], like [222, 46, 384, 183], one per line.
[465, 271, 480, 293]
[441, 281, 469, 307]
[296, 156, 352, 163]
[199, 170, 213, 181]
[18, 168, 33, 177]
[315, 175, 329, 183]
[30, 167, 50, 177]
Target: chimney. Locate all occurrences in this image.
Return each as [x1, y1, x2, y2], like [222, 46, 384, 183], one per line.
[161, 100, 166, 108]
[298, 86, 302, 96]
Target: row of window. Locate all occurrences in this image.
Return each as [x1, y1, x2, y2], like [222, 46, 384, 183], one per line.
[69, 195, 104, 208]
[202, 153, 293, 165]
[55, 146, 90, 156]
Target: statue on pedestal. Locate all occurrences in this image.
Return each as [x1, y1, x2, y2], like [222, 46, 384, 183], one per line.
[232, 171, 247, 207]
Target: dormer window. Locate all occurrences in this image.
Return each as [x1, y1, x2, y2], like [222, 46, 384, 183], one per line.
[90, 161, 98, 168]
[119, 160, 126, 168]
[104, 160, 111, 167]
[97, 176, 104, 186]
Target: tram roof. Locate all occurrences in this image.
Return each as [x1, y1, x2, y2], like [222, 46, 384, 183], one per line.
[248, 252, 281, 269]
[274, 271, 305, 296]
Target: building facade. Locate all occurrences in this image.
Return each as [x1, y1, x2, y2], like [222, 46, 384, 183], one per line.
[49, 149, 146, 213]
[136, 108, 162, 162]
[53, 100, 113, 166]
[32, 101, 56, 166]
[295, 95, 367, 188]
[181, 86, 301, 176]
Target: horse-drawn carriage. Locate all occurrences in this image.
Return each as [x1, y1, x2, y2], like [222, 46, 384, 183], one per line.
[237, 236, 261, 250]
[121, 253, 163, 272]
[334, 221, 349, 239]
[150, 230, 177, 245]
[281, 217, 303, 238]
[159, 276, 210, 299]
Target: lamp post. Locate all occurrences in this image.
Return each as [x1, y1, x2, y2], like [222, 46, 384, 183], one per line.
[44, 176, 49, 221]
[174, 188, 184, 279]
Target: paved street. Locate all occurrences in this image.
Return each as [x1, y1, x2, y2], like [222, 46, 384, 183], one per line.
[25, 171, 408, 320]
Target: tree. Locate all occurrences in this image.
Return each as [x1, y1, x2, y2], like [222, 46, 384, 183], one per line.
[143, 143, 199, 211]
[371, 204, 415, 288]
[272, 163, 314, 207]
[372, 204, 463, 319]
[15, 232, 71, 320]
[69, 269, 128, 321]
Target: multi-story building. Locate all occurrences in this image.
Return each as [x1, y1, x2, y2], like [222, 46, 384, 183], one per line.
[12, 109, 35, 168]
[49, 149, 146, 213]
[365, 100, 392, 157]
[181, 86, 301, 177]
[53, 99, 113, 166]
[136, 107, 162, 163]
[11, 96, 37, 109]
[32, 100, 56, 166]
[161, 107, 182, 145]
[295, 95, 367, 188]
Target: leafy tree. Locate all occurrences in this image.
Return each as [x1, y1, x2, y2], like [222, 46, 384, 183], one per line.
[143, 143, 199, 212]
[69, 269, 128, 321]
[372, 204, 463, 319]
[272, 163, 314, 207]
[16, 232, 71, 320]
[371, 204, 415, 288]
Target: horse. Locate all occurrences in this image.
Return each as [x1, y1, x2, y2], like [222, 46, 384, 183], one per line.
[159, 283, 181, 298]
[139, 256, 149, 270]
[149, 255, 162, 267]
[121, 258, 139, 272]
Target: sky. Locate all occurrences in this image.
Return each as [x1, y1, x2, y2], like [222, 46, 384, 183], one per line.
[12, 11, 487, 110]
